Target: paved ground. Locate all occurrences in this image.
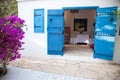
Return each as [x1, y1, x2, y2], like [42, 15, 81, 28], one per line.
[0, 66, 93, 80]
[1, 56, 119, 80]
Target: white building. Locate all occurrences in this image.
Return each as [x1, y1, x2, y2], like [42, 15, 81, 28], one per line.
[17, 0, 120, 64]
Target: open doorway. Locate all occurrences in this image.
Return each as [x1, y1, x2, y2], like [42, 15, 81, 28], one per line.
[64, 9, 96, 57]
[47, 7, 117, 60]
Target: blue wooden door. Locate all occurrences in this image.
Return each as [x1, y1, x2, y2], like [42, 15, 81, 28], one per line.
[47, 9, 64, 56]
[94, 7, 117, 60]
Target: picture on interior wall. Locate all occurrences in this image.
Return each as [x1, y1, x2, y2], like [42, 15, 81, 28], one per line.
[74, 19, 87, 33]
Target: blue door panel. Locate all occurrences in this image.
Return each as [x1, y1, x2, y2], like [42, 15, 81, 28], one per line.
[48, 34, 63, 50]
[94, 7, 117, 60]
[96, 7, 117, 13]
[47, 9, 64, 56]
[94, 36, 114, 56]
[48, 10, 63, 16]
[95, 16, 116, 35]
[48, 16, 63, 33]
[48, 34, 63, 55]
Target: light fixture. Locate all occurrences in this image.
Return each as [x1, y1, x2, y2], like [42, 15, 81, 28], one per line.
[70, 9, 79, 13]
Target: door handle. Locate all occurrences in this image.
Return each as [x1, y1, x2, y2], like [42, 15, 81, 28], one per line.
[50, 18, 52, 21]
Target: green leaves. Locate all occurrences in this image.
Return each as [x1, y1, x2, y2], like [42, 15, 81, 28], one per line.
[113, 9, 120, 16]
[0, 0, 18, 18]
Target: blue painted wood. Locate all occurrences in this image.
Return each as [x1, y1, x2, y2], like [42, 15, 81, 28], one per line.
[63, 6, 99, 10]
[94, 7, 117, 60]
[34, 9, 44, 33]
[47, 9, 64, 56]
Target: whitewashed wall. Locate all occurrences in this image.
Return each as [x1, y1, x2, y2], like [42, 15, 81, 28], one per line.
[17, 0, 120, 63]
[113, 7, 120, 64]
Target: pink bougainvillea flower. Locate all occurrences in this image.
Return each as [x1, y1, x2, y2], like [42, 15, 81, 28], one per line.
[0, 15, 25, 63]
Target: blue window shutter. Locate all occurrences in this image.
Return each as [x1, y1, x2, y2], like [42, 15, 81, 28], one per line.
[34, 9, 44, 33]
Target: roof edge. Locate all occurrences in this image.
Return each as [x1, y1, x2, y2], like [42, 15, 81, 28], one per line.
[17, 0, 38, 2]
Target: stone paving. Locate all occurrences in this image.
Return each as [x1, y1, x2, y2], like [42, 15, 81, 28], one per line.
[8, 56, 120, 80]
[0, 66, 93, 80]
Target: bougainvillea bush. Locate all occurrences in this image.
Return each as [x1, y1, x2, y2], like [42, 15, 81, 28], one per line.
[0, 15, 25, 64]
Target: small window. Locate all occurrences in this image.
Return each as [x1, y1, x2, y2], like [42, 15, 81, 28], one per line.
[34, 9, 44, 33]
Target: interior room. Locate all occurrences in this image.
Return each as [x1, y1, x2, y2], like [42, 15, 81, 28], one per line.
[64, 9, 96, 57]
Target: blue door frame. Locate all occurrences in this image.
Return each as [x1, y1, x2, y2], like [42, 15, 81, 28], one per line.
[63, 6, 99, 10]
[47, 6, 98, 56]
[47, 6, 117, 61]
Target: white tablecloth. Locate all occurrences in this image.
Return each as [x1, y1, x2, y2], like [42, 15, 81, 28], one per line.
[76, 34, 89, 44]
[70, 34, 89, 44]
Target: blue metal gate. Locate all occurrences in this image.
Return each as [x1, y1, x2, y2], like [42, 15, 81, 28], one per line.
[94, 7, 117, 60]
[47, 9, 64, 55]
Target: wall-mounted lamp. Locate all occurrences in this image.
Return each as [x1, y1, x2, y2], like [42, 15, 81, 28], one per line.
[70, 9, 79, 13]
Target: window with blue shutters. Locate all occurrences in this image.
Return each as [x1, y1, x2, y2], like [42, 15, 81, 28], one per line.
[34, 9, 44, 33]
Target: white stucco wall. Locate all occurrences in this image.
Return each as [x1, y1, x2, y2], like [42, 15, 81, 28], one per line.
[17, 0, 120, 63]
[113, 7, 120, 64]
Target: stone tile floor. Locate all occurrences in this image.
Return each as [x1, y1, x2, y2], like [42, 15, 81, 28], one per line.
[0, 66, 93, 80]
[1, 56, 119, 80]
